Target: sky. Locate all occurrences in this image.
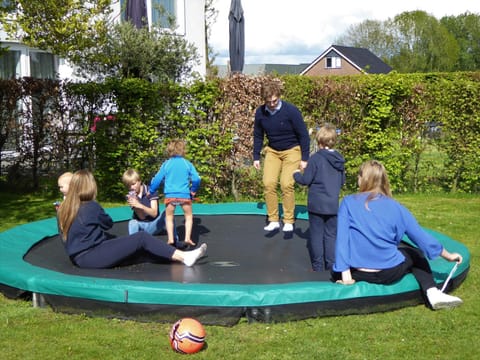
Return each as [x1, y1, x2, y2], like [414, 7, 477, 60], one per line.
[209, 0, 480, 66]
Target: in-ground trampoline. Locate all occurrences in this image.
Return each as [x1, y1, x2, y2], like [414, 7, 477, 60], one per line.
[0, 202, 470, 326]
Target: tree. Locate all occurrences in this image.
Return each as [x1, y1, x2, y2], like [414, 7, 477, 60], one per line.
[336, 10, 461, 73]
[75, 21, 198, 82]
[335, 19, 396, 62]
[441, 12, 480, 71]
[0, 0, 112, 65]
[390, 11, 459, 73]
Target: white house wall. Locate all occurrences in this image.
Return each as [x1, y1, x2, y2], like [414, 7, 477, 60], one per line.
[1, 0, 206, 79]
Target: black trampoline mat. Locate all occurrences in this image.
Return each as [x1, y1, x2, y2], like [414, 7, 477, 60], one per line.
[24, 215, 332, 284]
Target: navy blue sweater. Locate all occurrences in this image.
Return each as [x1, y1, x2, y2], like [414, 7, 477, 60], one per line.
[64, 201, 113, 258]
[293, 149, 345, 215]
[253, 101, 310, 161]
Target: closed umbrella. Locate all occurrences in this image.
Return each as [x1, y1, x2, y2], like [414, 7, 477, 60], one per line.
[229, 0, 245, 73]
[125, 0, 148, 29]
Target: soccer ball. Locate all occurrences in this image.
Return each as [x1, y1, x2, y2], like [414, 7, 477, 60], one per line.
[169, 318, 206, 354]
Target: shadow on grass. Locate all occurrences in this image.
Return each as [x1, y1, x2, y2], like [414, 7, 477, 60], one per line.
[0, 192, 57, 231]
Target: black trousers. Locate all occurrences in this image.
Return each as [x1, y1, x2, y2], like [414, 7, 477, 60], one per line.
[332, 246, 437, 294]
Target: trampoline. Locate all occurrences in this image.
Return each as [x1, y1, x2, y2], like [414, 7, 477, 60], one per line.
[0, 202, 470, 326]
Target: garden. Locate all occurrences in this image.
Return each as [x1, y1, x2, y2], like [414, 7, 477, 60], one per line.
[0, 72, 479, 359]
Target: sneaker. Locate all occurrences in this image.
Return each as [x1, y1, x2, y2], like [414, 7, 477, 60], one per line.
[264, 222, 280, 231]
[426, 287, 463, 310]
[282, 223, 294, 232]
[183, 243, 207, 267]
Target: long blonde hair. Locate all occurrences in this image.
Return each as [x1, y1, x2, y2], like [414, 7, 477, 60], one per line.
[358, 160, 392, 208]
[57, 169, 97, 241]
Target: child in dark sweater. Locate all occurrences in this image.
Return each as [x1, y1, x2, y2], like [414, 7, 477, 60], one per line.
[293, 124, 345, 271]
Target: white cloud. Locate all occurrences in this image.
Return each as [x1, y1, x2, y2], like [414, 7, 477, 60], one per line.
[210, 0, 480, 65]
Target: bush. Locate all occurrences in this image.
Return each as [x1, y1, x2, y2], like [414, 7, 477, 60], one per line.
[1, 72, 479, 198]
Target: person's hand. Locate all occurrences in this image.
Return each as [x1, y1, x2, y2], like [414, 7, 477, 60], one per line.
[127, 196, 140, 209]
[449, 253, 463, 264]
[190, 191, 198, 201]
[300, 160, 307, 170]
[336, 279, 356, 285]
[253, 160, 261, 170]
[336, 269, 355, 285]
[441, 249, 463, 264]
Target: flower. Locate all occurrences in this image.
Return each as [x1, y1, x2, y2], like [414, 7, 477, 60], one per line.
[90, 114, 116, 132]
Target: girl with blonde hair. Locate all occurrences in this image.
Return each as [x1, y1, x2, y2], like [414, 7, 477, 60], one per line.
[333, 160, 463, 310]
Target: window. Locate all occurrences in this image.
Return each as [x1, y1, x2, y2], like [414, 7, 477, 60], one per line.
[326, 56, 341, 69]
[152, 0, 176, 28]
[119, 0, 177, 29]
[0, 50, 20, 79]
[29, 51, 56, 79]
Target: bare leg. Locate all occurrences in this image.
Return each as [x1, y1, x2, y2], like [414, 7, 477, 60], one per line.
[182, 203, 195, 246]
[165, 203, 176, 245]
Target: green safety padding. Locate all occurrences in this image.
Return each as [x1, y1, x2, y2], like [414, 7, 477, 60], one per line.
[0, 203, 470, 307]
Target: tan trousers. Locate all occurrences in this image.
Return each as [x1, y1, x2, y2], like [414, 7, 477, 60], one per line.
[262, 146, 301, 224]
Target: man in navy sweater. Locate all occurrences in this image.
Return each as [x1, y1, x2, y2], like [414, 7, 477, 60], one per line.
[253, 80, 310, 232]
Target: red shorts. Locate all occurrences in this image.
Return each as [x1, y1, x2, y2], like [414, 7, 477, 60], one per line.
[164, 198, 192, 206]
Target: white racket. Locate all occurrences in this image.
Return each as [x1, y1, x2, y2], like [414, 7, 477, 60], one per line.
[441, 262, 459, 293]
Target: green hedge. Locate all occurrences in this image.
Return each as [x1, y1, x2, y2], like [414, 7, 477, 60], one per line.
[0, 72, 478, 199]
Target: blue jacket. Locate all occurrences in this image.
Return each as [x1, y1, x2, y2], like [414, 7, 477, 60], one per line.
[293, 149, 345, 215]
[333, 193, 444, 272]
[150, 156, 201, 199]
[64, 200, 113, 258]
[253, 101, 310, 161]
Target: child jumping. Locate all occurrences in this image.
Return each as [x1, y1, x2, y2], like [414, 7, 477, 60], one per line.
[150, 140, 201, 247]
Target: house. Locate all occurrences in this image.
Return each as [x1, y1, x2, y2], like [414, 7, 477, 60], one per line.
[0, 0, 206, 80]
[216, 63, 309, 77]
[301, 45, 392, 76]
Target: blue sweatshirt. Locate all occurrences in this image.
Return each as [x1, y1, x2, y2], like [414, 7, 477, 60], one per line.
[253, 101, 310, 161]
[64, 200, 113, 258]
[293, 149, 345, 215]
[333, 193, 443, 272]
[150, 156, 201, 199]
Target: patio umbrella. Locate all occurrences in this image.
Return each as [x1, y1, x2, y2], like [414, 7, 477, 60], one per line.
[229, 0, 245, 73]
[125, 0, 148, 29]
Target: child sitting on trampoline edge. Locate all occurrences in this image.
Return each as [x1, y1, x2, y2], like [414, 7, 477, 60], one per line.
[332, 160, 463, 310]
[150, 139, 201, 248]
[57, 169, 207, 269]
[122, 168, 177, 241]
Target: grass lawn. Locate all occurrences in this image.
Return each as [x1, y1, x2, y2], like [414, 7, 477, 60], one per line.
[0, 192, 478, 360]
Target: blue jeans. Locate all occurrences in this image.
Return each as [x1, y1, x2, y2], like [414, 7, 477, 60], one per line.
[128, 210, 178, 240]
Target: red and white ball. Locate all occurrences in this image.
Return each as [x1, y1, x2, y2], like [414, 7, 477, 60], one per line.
[169, 318, 206, 354]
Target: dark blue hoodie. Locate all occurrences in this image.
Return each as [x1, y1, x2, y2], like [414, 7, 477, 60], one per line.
[293, 149, 345, 215]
